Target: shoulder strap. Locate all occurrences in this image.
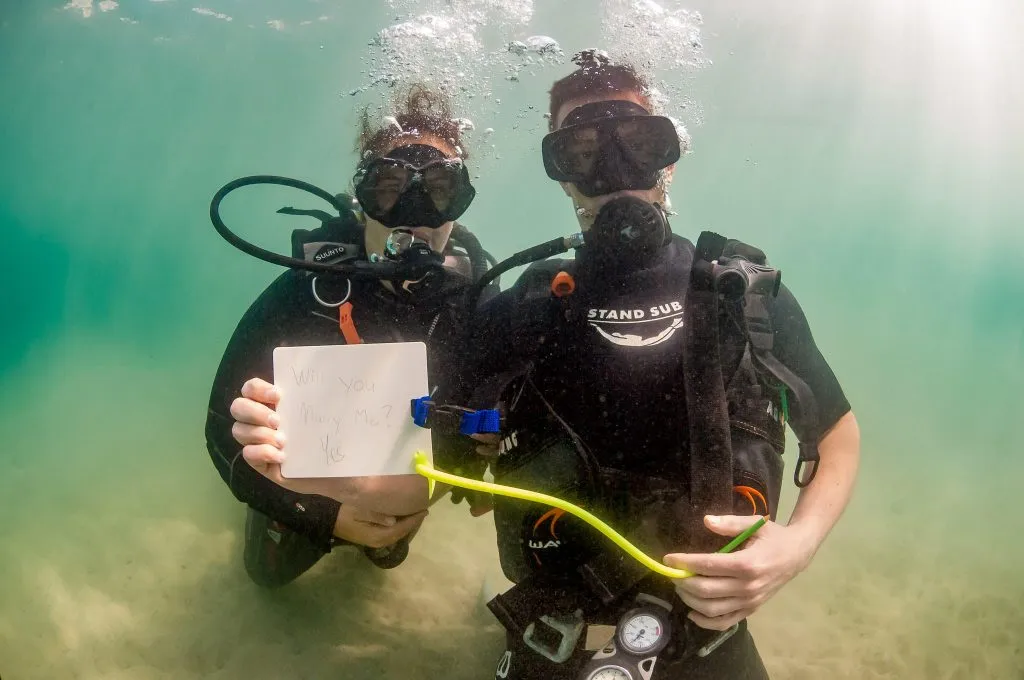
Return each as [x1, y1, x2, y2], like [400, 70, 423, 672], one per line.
[682, 233, 738, 551]
[715, 236, 822, 488]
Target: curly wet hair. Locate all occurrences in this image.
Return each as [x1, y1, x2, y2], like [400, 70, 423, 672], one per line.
[356, 84, 468, 164]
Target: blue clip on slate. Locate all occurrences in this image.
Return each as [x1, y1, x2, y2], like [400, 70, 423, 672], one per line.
[411, 396, 431, 428]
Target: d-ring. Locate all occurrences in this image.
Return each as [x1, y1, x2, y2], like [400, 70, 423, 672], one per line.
[311, 277, 352, 308]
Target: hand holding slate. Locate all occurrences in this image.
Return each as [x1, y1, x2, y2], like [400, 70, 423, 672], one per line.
[230, 377, 431, 519]
[272, 343, 433, 482]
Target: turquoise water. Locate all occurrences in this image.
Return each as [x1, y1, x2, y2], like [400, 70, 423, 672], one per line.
[1, 1, 1022, 678]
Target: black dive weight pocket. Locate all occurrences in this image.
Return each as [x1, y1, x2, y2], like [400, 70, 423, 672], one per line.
[730, 427, 784, 520]
[492, 434, 596, 583]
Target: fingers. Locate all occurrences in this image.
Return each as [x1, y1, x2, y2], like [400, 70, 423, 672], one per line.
[475, 443, 499, 457]
[392, 509, 428, 531]
[470, 433, 500, 457]
[241, 444, 285, 467]
[664, 551, 745, 578]
[469, 494, 494, 517]
[673, 574, 748, 600]
[240, 378, 282, 406]
[230, 397, 280, 430]
[703, 514, 768, 539]
[240, 445, 284, 485]
[687, 606, 757, 632]
[352, 508, 398, 527]
[363, 510, 428, 548]
[675, 587, 749, 619]
[231, 420, 286, 449]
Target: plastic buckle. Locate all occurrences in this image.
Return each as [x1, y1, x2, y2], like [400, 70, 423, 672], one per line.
[410, 396, 432, 428]
[409, 398, 465, 435]
[522, 609, 585, 664]
[410, 397, 501, 436]
[429, 406, 467, 435]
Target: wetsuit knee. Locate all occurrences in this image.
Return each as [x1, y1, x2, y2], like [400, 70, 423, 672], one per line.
[243, 508, 326, 589]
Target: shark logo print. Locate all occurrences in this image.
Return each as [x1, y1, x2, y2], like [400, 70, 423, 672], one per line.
[526, 508, 566, 567]
[587, 300, 685, 348]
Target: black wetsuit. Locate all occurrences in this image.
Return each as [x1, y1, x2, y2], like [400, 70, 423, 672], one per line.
[454, 234, 852, 679]
[205, 267, 476, 587]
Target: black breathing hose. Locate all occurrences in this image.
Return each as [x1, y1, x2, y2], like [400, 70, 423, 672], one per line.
[209, 175, 445, 280]
[464, 234, 584, 311]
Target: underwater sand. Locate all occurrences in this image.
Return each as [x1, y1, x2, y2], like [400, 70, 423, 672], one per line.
[0, 338, 1021, 679]
[3, 0, 1023, 677]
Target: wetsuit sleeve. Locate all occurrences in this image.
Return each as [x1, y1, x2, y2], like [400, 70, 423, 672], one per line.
[204, 273, 341, 553]
[765, 283, 853, 443]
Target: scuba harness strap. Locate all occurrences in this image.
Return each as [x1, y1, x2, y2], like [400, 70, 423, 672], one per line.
[716, 240, 822, 489]
[682, 232, 739, 552]
[745, 300, 821, 487]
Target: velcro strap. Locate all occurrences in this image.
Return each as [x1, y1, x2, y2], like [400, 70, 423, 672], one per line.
[487, 577, 593, 636]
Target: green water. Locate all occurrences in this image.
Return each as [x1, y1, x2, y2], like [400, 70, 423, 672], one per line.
[1, 1, 1022, 678]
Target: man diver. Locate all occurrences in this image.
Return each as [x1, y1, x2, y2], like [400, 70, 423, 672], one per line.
[206, 85, 494, 587]
[448, 51, 861, 679]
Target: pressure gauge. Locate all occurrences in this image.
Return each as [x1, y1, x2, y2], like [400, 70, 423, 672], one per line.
[617, 606, 671, 656]
[580, 594, 674, 680]
[585, 665, 632, 680]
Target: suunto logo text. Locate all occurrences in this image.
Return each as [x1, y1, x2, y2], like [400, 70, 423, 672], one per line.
[314, 245, 346, 262]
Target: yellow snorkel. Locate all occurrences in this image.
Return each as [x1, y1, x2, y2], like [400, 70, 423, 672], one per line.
[413, 451, 765, 579]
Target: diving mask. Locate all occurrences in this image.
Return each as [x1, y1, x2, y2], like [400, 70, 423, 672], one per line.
[542, 100, 680, 197]
[354, 143, 476, 229]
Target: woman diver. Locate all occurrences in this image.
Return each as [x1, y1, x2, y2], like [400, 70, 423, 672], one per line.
[204, 84, 495, 587]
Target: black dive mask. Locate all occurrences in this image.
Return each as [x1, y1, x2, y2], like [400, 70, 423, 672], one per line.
[542, 101, 680, 197]
[582, 196, 670, 271]
[354, 144, 476, 229]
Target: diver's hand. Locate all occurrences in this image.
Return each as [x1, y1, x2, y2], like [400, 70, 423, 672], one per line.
[469, 432, 499, 457]
[334, 505, 428, 548]
[230, 378, 286, 482]
[468, 492, 494, 516]
[444, 433, 496, 516]
[663, 515, 815, 631]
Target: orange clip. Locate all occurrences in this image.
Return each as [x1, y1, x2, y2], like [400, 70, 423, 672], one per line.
[551, 271, 576, 297]
[338, 302, 363, 344]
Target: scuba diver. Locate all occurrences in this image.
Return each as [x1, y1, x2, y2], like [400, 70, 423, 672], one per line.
[438, 52, 862, 679]
[204, 85, 496, 587]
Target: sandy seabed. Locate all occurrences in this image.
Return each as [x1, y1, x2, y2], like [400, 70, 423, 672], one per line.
[1, 343, 1021, 680]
